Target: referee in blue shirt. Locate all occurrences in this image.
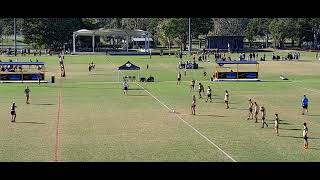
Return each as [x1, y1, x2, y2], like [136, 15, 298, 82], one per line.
[302, 95, 309, 115]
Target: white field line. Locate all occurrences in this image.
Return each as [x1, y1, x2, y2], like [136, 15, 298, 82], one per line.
[135, 82, 237, 162]
[111, 61, 237, 162]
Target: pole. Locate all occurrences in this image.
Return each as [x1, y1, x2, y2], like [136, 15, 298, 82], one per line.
[144, 35, 147, 52]
[92, 35, 95, 53]
[73, 33, 76, 54]
[14, 18, 17, 56]
[126, 36, 129, 52]
[168, 38, 171, 56]
[147, 33, 150, 53]
[188, 18, 191, 55]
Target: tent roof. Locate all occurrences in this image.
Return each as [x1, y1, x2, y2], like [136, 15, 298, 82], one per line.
[118, 61, 140, 70]
[74, 28, 150, 37]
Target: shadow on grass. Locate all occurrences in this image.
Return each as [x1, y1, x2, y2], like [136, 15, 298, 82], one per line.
[130, 88, 144, 91]
[279, 135, 301, 139]
[308, 115, 320, 117]
[214, 102, 236, 104]
[280, 136, 320, 140]
[127, 94, 148, 97]
[309, 147, 320, 150]
[196, 114, 228, 117]
[15, 122, 45, 124]
[34, 103, 55, 106]
[269, 122, 290, 125]
[279, 128, 302, 131]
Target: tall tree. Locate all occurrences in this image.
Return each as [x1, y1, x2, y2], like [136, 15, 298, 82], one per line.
[22, 18, 83, 49]
[269, 18, 288, 49]
[160, 18, 213, 51]
[212, 18, 249, 36]
[309, 18, 320, 49]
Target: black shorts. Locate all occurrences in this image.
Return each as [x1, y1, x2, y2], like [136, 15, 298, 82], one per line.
[191, 104, 196, 108]
[249, 108, 253, 112]
[124, 87, 128, 91]
[11, 111, 16, 115]
[191, 85, 194, 88]
[178, 78, 181, 81]
[262, 117, 265, 120]
[208, 94, 211, 98]
[225, 100, 228, 103]
[304, 136, 308, 140]
[303, 105, 308, 109]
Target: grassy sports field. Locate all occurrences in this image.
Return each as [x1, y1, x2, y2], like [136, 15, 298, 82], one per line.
[0, 50, 320, 162]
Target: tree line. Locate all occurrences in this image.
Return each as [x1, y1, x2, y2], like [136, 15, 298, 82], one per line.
[0, 18, 320, 50]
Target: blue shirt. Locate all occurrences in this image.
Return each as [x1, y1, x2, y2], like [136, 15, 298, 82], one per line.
[302, 97, 309, 106]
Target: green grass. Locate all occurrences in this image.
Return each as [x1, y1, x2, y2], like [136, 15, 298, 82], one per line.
[1, 51, 320, 162]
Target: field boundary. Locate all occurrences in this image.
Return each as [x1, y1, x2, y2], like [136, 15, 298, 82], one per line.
[54, 78, 63, 162]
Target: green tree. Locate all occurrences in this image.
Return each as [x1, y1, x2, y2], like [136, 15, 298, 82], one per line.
[160, 18, 213, 51]
[22, 18, 83, 50]
[269, 18, 288, 49]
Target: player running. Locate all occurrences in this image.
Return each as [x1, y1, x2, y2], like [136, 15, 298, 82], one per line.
[253, 102, 259, 123]
[303, 122, 309, 149]
[10, 102, 17, 123]
[24, 86, 31, 104]
[260, 106, 268, 128]
[275, 113, 279, 136]
[191, 95, 196, 115]
[224, 90, 229, 109]
[205, 86, 212, 103]
[247, 99, 254, 120]
[301, 95, 309, 115]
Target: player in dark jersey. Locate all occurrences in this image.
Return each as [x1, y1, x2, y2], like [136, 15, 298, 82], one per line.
[10, 102, 17, 122]
[247, 99, 253, 120]
[24, 86, 31, 104]
[198, 83, 204, 99]
[260, 106, 268, 128]
[253, 102, 259, 123]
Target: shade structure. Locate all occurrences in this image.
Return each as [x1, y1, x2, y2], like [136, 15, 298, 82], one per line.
[117, 61, 140, 81]
[214, 60, 260, 81]
[73, 28, 151, 53]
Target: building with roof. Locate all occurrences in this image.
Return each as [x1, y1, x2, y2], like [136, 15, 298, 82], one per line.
[206, 36, 244, 52]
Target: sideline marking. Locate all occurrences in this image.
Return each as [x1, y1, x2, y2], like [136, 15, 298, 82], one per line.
[54, 79, 63, 162]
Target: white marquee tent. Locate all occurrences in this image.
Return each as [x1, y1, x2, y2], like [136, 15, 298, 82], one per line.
[72, 28, 151, 53]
